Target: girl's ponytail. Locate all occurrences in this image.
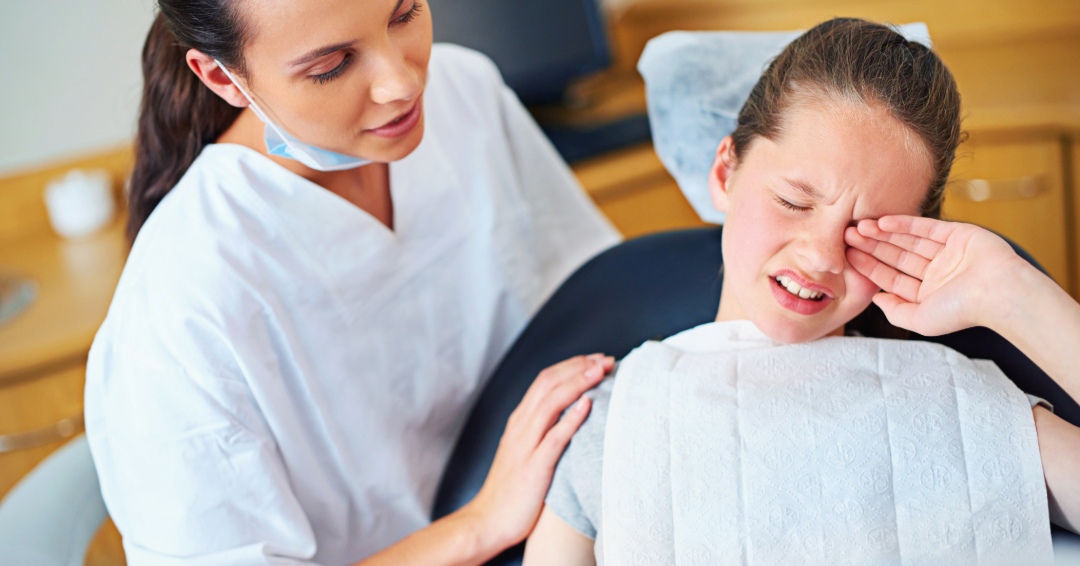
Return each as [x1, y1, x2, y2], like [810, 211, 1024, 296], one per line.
[127, 5, 247, 239]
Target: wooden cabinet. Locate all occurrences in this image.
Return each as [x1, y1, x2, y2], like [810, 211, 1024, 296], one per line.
[942, 132, 1073, 291]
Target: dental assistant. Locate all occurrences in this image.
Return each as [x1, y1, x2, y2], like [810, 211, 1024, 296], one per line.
[83, 0, 620, 564]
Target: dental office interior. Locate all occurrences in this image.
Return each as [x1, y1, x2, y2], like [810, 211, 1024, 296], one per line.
[1, 0, 1079, 564]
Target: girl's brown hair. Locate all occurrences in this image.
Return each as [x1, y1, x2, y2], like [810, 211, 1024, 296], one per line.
[126, 2, 250, 240]
[731, 17, 963, 220]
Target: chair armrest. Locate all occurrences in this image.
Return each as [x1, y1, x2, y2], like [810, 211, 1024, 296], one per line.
[0, 435, 108, 566]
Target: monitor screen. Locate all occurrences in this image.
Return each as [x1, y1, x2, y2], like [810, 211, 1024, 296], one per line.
[430, 0, 610, 105]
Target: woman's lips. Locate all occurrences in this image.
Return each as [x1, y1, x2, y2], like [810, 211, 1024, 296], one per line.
[769, 272, 834, 316]
[366, 98, 422, 138]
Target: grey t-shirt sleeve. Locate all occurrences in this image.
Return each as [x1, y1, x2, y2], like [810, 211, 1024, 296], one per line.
[1027, 394, 1053, 412]
[544, 374, 614, 540]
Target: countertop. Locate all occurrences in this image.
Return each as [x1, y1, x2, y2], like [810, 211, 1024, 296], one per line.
[0, 219, 127, 383]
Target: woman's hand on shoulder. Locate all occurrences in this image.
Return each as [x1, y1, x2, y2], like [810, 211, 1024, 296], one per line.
[461, 354, 613, 553]
[844, 215, 1038, 336]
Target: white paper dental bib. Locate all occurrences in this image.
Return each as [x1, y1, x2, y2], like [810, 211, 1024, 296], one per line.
[601, 321, 1052, 566]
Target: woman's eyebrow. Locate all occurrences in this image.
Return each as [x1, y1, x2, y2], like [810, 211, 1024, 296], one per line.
[783, 177, 825, 200]
[286, 0, 405, 68]
[289, 41, 357, 68]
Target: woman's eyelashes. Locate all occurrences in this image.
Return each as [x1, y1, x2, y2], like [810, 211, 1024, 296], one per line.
[312, 54, 354, 84]
[309, 2, 424, 84]
[773, 194, 812, 212]
[394, 1, 423, 25]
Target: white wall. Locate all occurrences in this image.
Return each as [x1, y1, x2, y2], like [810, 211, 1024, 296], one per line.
[0, 0, 156, 175]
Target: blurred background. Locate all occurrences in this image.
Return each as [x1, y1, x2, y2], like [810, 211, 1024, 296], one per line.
[0, 0, 1077, 564]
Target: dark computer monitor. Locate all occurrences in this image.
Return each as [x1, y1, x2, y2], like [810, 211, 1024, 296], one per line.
[429, 0, 611, 106]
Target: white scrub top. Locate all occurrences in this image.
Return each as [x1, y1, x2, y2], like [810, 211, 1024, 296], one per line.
[85, 44, 619, 566]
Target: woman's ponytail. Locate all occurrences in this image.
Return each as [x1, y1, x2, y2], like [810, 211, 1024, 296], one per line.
[127, 4, 248, 240]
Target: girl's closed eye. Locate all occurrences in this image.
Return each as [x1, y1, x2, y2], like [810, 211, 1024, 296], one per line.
[773, 194, 811, 212]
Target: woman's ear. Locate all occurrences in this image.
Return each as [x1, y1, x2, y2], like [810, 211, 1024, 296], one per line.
[186, 49, 250, 108]
[708, 136, 737, 213]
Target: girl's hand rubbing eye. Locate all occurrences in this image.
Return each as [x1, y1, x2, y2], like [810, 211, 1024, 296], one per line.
[842, 215, 1037, 336]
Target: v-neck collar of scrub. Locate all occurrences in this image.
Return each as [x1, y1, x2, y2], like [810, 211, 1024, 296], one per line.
[203, 143, 397, 246]
[201, 135, 467, 322]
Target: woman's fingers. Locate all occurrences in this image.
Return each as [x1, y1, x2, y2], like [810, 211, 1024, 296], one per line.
[535, 397, 592, 467]
[845, 226, 932, 280]
[517, 355, 611, 447]
[518, 355, 600, 416]
[853, 219, 944, 261]
[525, 358, 610, 445]
[846, 248, 923, 303]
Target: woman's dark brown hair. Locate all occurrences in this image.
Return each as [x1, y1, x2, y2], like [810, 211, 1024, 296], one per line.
[730, 18, 964, 338]
[127, 1, 250, 239]
[731, 17, 963, 220]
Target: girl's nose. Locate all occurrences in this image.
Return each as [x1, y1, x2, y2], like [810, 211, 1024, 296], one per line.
[369, 48, 421, 105]
[799, 228, 846, 275]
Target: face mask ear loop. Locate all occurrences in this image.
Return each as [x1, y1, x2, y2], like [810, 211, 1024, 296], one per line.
[215, 60, 293, 147]
[213, 59, 373, 171]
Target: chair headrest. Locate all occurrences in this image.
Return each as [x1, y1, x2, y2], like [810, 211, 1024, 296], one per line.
[638, 23, 932, 225]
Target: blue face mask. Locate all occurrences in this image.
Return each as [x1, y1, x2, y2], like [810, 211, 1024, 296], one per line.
[215, 61, 372, 172]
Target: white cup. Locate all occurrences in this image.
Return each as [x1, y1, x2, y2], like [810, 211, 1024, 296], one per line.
[43, 169, 116, 239]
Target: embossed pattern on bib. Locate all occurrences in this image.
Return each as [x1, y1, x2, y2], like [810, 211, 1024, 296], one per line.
[601, 322, 1052, 566]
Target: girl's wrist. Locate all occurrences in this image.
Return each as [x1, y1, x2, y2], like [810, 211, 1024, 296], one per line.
[980, 259, 1059, 338]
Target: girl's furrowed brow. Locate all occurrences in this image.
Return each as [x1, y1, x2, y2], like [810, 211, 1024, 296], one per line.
[783, 177, 825, 200]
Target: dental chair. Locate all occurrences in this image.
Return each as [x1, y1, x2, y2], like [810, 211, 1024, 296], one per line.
[432, 225, 1080, 565]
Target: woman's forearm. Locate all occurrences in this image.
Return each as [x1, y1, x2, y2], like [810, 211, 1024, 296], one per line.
[354, 503, 504, 566]
[991, 263, 1080, 402]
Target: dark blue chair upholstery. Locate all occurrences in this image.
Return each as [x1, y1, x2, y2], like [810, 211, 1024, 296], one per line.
[432, 227, 1080, 563]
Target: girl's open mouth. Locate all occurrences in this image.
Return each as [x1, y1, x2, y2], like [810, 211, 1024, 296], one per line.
[769, 271, 833, 315]
[775, 274, 825, 301]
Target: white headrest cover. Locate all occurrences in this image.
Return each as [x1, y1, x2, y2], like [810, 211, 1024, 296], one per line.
[638, 23, 932, 224]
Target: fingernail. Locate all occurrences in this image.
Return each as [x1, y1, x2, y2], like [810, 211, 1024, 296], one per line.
[575, 398, 590, 411]
[585, 365, 602, 379]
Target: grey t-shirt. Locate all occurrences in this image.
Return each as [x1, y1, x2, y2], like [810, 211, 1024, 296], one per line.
[545, 374, 613, 541]
[544, 366, 1051, 554]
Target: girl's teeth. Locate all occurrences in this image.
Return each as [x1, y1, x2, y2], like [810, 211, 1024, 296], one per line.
[775, 275, 824, 300]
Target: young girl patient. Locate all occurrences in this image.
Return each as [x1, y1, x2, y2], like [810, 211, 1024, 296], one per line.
[523, 18, 1080, 566]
